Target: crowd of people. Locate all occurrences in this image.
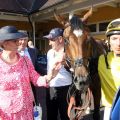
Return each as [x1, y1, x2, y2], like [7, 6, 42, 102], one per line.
[0, 18, 120, 120]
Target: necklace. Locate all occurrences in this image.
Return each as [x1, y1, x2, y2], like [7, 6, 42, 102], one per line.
[1, 53, 19, 64]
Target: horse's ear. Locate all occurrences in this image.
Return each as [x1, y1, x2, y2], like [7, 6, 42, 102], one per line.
[54, 9, 69, 27]
[69, 11, 74, 20]
[81, 7, 93, 23]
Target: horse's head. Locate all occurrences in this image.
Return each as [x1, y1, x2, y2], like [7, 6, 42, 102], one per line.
[54, 8, 93, 91]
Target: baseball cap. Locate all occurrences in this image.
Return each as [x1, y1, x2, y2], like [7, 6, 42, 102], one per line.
[43, 28, 63, 40]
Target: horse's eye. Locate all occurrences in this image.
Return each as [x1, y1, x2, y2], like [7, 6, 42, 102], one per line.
[74, 77, 77, 82]
[75, 62, 77, 65]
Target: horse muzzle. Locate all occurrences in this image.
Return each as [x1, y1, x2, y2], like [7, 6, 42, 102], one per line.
[73, 75, 90, 92]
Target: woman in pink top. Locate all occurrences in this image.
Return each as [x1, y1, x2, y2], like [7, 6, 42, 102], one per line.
[0, 26, 63, 120]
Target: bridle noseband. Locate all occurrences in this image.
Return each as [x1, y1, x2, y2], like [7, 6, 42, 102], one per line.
[74, 58, 89, 68]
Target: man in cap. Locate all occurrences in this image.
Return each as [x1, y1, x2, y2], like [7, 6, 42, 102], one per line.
[44, 28, 72, 120]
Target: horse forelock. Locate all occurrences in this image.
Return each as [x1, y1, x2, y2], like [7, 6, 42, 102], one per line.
[70, 15, 84, 30]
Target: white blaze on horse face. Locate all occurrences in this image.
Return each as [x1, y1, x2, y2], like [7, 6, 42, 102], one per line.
[73, 29, 83, 37]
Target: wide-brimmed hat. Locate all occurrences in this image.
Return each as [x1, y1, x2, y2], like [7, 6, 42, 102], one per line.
[0, 26, 28, 42]
[43, 28, 63, 40]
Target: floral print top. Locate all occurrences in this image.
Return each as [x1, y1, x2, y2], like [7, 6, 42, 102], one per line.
[0, 54, 43, 114]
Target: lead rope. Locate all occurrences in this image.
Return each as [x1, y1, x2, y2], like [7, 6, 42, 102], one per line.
[73, 87, 92, 120]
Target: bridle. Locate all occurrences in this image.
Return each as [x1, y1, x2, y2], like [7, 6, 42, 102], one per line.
[64, 37, 90, 72]
[63, 25, 93, 119]
[54, 7, 103, 120]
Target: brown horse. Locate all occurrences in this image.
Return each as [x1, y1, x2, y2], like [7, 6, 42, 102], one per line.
[54, 8, 108, 120]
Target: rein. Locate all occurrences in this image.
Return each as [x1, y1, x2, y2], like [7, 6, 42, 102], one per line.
[73, 87, 92, 119]
[67, 83, 92, 120]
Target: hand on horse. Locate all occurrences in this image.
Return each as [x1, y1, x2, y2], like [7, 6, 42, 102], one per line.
[46, 52, 65, 83]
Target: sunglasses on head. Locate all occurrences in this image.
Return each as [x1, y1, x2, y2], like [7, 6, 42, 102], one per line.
[108, 21, 120, 29]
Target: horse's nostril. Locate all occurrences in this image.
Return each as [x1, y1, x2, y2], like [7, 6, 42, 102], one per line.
[80, 82, 82, 85]
[79, 81, 85, 85]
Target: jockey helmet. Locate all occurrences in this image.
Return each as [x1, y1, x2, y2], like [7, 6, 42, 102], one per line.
[106, 18, 120, 37]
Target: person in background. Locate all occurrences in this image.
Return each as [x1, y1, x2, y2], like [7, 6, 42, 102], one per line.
[18, 30, 47, 120]
[0, 25, 64, 120]
[98, 18, 120, 120]
[44, 28, 72, 120]
[18, 30, 37, 67]
[28, 40, 35, 48]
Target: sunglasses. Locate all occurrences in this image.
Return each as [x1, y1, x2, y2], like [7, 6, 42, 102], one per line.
[6, 39, 18, 42]
[50, 37, 59, 41]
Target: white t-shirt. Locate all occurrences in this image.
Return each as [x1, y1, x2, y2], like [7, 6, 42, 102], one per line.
[47, 49, 72, 87]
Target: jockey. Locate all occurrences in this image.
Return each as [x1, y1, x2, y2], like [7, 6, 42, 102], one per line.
[98, 18, 120, 120]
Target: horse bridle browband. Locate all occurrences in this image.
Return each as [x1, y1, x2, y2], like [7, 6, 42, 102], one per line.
[74, 57, 90, 68]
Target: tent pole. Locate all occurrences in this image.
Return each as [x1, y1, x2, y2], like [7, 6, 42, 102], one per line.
[32, 21, 36, 46]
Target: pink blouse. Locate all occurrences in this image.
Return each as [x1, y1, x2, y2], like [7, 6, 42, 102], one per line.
[0, 55, 46, 115]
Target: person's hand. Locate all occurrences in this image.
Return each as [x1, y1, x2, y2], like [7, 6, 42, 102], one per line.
[46, 52, 65, 82]
[67, 96, 76, 118]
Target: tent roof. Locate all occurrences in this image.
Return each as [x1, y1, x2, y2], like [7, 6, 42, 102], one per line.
[0, 0, 66, 15]
[0, 0, 119, 22]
